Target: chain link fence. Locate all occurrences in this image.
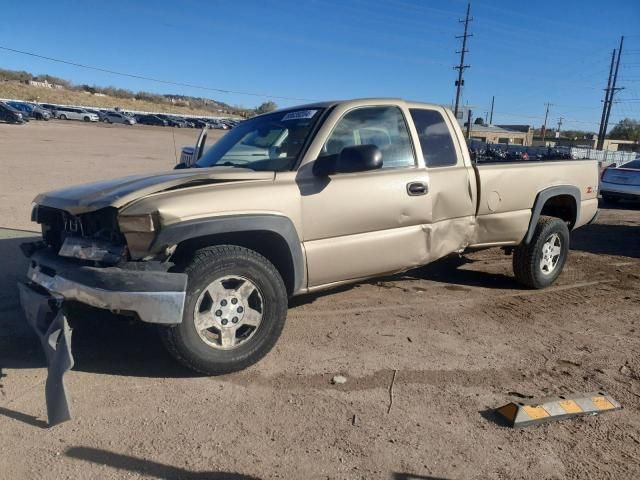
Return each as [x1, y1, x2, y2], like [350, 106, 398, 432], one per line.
[570, 147, 637, 168]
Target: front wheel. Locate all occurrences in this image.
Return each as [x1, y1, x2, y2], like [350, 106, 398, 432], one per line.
[159, 245, 288, 375]
[59, 114, 67, 120]
[513, 216, 570, 289]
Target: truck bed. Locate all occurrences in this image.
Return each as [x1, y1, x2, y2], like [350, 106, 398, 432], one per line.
[470, 159, 599, 247]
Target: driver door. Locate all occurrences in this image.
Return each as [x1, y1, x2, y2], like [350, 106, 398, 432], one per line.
[298, 105, 431, 288]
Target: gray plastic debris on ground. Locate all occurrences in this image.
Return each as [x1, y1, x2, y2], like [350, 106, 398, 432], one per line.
[17, 282, 74, 426]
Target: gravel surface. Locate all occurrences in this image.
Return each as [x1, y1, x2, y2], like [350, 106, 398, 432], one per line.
[0, 121, 638, 479]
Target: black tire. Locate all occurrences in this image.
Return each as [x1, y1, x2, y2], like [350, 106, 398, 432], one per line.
[159, 245, 288, 375]
[602, 194, 619, 204]
[513, 216, 570, 289]
[83, 116, 90, 122]
[59, 114, 67, 120]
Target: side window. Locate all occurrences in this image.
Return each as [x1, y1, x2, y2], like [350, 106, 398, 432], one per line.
[409, 109, 458, 167]
[323, 106, 415, 169]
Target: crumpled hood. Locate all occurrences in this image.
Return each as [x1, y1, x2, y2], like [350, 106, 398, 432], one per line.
[34, 168, 275, 214]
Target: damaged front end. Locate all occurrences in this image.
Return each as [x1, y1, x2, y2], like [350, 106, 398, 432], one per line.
[19, 205, 188, 425]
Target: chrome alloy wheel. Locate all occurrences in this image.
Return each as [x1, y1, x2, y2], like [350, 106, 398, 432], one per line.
[540, 233, 562, 275]
[194, 276, 263, 350]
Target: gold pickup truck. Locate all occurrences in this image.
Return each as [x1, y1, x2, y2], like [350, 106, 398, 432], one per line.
[20, 98, 599, 377]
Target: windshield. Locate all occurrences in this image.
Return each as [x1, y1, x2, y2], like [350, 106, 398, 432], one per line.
[196, 108, 323, 171]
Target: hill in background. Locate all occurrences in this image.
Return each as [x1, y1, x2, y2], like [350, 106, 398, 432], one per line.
[0, 68, 251, 117]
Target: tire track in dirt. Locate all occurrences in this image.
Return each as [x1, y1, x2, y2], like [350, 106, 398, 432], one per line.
[226, 366, 525, 392]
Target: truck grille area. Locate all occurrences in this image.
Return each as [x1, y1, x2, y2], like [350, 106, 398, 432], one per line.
[34, 206, 127, 261]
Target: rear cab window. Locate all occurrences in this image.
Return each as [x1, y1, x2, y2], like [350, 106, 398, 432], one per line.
[409, 109, 459, 167]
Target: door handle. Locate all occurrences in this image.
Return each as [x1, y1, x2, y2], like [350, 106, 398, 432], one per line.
[407, 181, 428, 196]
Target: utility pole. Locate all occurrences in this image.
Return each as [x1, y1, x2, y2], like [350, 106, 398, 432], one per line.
[556, 117, 563, 137]
[489, 95, 495, 125]
[601, 35, 624, 149]
[597, 49, 617, 149]
[541, 102, 552, 144]
[453, 2, 472, 120]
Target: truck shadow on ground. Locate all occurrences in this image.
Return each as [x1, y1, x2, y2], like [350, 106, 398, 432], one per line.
[410, 255, 519, 290]
[571, 222, 640, 258]
[65, 446, 259, 479]
[290, 255, 521, 309]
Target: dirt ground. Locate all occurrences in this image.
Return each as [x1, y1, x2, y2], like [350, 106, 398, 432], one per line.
[0, 121, 639, 480]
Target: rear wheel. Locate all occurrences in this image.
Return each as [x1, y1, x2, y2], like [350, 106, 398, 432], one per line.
[59, 114, 67, 120]
[83, 116, 90, 122]
[159, 245, 288, 375]
[513, 216, 570, 289]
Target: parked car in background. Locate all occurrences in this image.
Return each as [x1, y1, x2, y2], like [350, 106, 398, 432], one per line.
[40, 103, 60, 117]
[7, 101, 51, 120]
[187, 118, 210, 129]
[84, 109, 108, 122]
[157, 114, 187, 127]
[210, 120, 229, 130]
[103, 111, 136, 125]
[0, 102, 26, 124]
[600, 159, 640, 203]
[136, 114, 169, 126]
[56, 107, 99, 122]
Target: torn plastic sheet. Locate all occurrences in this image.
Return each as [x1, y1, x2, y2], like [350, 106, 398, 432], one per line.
[17, 282, 74, 426]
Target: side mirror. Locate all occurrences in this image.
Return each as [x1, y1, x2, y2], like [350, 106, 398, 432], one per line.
[314, 144, 383, 176]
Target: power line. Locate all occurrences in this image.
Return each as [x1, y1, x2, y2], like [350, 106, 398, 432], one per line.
[453, 2, 472, 119]
[0, 45, 315, 102]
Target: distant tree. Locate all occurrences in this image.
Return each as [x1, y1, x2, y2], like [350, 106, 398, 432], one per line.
[80, 84, 97, 94]
[560, 129, 595, 140]
[608, 118, 640, 141]
[474, 117, 484, 125]
[135, 91, 165, 103]
[255, 101, 277, 114]
[0, 68, 33, 82]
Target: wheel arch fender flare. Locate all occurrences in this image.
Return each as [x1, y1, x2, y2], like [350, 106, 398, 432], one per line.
[151, 214, 305, 294]
[524, 185, 581, 245]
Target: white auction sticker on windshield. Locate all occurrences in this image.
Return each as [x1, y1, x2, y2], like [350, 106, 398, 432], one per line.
[281, 109, 318, 121]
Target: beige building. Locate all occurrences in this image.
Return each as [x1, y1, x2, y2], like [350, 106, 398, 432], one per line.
[469, 124, 534, 146]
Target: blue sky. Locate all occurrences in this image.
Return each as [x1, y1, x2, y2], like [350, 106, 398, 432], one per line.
[1, 0, 639, 130]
